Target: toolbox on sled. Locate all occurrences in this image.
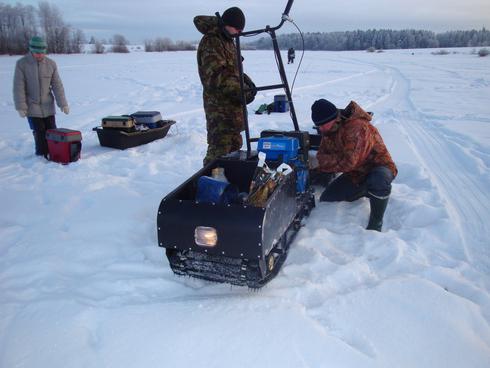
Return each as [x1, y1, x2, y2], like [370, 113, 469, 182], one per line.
[131, 111, 163, 127]
[101, 115, 136, 131]
[46, 128, 82, 164]
[93, 120, 175, 150]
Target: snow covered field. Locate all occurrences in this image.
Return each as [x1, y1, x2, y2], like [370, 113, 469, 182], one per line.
[0, 48, 489, 367]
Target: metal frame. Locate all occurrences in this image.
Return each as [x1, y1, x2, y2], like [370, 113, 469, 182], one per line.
[233, 0, 298, 158]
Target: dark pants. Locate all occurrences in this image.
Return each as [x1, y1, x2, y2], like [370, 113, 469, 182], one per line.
[27, 116, 56, 156]
[320, 166, 394, 202]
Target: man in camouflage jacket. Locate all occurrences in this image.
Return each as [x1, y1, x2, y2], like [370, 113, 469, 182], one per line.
[311, 99, 397, 231]
[194, 7, 255, 165]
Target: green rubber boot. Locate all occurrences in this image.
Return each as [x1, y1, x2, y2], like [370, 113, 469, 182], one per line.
[366, 196, 389, 232]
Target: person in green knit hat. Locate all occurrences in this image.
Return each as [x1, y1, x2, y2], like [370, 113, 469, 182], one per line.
[13, 36, 70, 158]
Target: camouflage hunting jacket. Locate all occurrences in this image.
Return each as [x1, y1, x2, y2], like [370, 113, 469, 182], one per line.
[194, 15, 245, 130]
[317, 101, 397, 183]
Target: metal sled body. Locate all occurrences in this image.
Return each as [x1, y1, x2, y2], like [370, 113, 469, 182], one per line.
[157, 154, 314, 287]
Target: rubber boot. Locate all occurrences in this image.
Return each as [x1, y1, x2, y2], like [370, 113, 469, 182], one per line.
[366, 196, 389, 231]
[33, 130, 46, 156]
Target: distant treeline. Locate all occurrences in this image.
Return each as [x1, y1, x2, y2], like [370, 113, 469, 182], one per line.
[3, 1, 489, 55]
[0, 1, 194, 55]
[0, 2, 85, 54]
[144, 38, 194, 52]
[250, 28, 490, 51]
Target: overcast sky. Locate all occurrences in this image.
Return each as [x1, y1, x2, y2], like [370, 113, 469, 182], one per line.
[16, 0, 490, 43]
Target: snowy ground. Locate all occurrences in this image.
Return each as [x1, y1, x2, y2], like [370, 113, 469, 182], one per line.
[0, 48, 489, 367]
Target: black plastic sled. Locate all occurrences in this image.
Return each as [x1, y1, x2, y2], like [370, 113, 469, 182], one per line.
[93, 120, 175, 150]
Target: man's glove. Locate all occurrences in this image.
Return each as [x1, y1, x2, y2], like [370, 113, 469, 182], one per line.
[62, 106, 70, 114]
[255, 103, 268, 115]
[17, 110, 27, 118]
[243, 73, 257, 105]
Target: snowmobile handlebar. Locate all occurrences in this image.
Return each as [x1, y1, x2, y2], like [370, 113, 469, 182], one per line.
[283, 0, 294, 18]
[235, 0, 299, 158]
[239, 0, 294, 36]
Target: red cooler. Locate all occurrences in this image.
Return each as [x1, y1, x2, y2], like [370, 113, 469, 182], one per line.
[46, 128, 82, 164]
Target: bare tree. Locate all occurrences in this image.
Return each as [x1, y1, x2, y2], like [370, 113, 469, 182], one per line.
[144, 37, 195, 52]
[0, 3, 37, 54]
[56, 24, 71, 53]
[0, 1, 86, 55]
[144, 39, 153, 52]
[37, 1, 65, 53]
[175, 40, 194, 51]
[70, 29, 85, 53]
[111, 34, 129, 53]
[154, 37, 173, 51]
[93, 39, 105, 54]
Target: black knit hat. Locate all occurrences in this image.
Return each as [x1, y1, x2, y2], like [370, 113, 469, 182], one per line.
[222, 7, 245, 30]
[311, 99, 338, 126]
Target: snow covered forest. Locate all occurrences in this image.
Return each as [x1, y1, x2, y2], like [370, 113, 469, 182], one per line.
[252, 28, 490, 51]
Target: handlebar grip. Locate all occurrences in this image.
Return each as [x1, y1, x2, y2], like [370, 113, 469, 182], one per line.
[283, 0, 294, 16]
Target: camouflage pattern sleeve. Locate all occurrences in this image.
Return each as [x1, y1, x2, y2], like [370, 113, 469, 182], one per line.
[316, 137, 339, 173]
[318, 121, 374, 173]
[199, 37, 241, 103]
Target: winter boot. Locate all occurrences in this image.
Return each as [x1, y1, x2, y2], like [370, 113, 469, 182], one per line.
[366, 195, 389, 231]
[33, 130, 48, 156]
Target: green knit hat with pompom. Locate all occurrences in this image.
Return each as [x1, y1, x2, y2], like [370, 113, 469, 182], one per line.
[29, 36, 47, 54]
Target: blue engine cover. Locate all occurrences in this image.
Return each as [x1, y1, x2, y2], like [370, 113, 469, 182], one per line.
[257, 136, 299, 162]
[258, 136, 309, 193]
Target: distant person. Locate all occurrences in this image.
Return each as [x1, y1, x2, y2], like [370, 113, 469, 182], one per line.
[287, 47, 295, 64]
[13, 36, 69, 158]
[311, 99, 397, 231]
[194, 6, 256, 165]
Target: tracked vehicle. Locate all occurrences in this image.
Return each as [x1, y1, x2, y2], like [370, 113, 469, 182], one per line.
[157, 0, 321, 287]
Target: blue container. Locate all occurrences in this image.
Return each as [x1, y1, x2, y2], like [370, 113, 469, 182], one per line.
[196, 176, 239, 205]
[290, 158, 309, 193]
[131, 111, 162, 124]
[273, 95, 289, 113]
[257, 136, 299, 162]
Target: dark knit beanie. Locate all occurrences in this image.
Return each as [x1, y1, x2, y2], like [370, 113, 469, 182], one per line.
[222, 7, 245, 30]
[29, 36, 47, 54]
[311, 99, 338, 126]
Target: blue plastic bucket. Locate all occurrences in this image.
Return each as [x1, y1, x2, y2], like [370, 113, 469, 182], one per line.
[196, 176, 239, 205]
